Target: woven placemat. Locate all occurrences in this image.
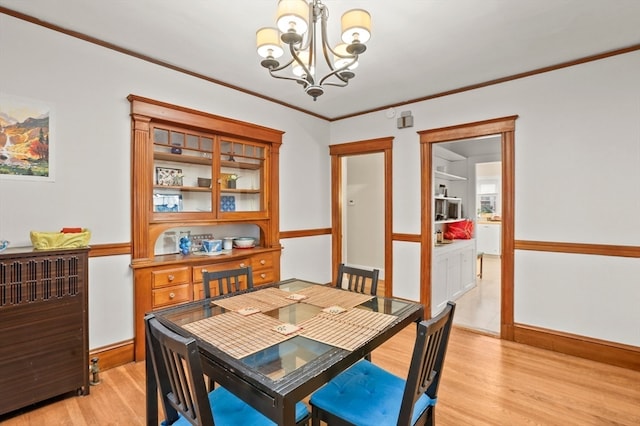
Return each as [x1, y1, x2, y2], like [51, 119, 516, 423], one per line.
[213, 287, 297, 313]
[299, 309, 397, 351]
[324, 308, 397, 331]
[297, 285, 374, 309]
[183, 312, 298, 359]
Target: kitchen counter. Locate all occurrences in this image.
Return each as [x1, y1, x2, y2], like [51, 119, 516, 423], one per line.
[477, 220, 501, 225]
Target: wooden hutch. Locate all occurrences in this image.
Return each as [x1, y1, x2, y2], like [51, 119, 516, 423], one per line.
[128, 95, 282, 360]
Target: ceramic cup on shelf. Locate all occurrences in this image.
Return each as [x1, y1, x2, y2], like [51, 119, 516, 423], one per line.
[202, 239, 222, 253]
[223, 237, 234, 250]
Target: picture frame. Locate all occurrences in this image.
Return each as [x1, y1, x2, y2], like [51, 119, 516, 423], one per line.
[156, 167, 183, 186]
[0, 94, 54, 181]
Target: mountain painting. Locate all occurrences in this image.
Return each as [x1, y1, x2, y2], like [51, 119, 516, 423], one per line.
[0, 95, 51, 180]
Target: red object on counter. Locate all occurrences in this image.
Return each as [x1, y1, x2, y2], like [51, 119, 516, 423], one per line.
[61, 227, 83, 233]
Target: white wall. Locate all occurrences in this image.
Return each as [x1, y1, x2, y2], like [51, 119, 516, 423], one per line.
[0, 14, 332, 349]
[331, 52, 640, 347]
[2, 13, 639, 350]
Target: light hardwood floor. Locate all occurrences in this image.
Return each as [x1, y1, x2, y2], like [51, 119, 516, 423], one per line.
[2, 325, 639, 425]
[453, 254, 501, 334]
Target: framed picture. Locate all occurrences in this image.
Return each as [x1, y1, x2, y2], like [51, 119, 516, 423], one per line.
[0, 94, 53, 181]
[156, 167, 183, 186]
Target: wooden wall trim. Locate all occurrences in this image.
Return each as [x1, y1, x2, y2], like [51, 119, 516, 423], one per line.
[514, 324, 640, 371]
[89, 340, 135, 371]
[330, 46, 640, 121]
[393, 233, 421, 243]
[329, 137, 393, 156]
[418, 115, 518, 142]
[515, 240, 640, 258]
[89, 243, 131, 258]
[3, 5, 639, 123]
[279, 228, 332, 239]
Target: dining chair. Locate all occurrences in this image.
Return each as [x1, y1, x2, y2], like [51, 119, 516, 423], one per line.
[202, 266, 253, 299]
[309, 301, 456, 426]
[144, 314, 310, 426]
[336, 263, 380, 296]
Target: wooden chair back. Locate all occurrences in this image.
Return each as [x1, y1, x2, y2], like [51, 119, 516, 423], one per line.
[202, 266, 253, 298]
[336, 263, 380, 295]
[398, 301, 456, 425]
[145, 314, 214, 426]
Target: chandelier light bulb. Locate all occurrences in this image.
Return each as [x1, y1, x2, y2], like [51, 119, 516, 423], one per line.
[256, 27, 284, 59]
[276, 0, 309, 37]
[341, 9, 371, 45]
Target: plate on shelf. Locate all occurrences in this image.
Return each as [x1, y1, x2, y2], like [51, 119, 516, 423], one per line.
[193, 249, 232, 256]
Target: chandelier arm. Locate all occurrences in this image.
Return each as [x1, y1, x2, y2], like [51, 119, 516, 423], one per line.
[264, 56, 310, 87]
[268, 71, 311, 87]
[268, 68, 311, 88]
[318, 54, 358, 86]
[289, 43, 314, 86]
[321, 80, 350, 88]
[317, 4, 358, 86]
[319, 6, 337, 73]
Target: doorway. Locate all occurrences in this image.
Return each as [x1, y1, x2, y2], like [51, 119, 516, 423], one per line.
[434, 142, 502, 335]
[330, 137, 393, 296]
[419, 116, 517, 340]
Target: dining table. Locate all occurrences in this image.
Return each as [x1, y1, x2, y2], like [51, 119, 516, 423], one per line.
[145, 278, 424, 426]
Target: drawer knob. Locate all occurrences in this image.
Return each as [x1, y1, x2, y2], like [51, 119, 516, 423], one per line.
[168, 274, 174, 281]
[169, 292, 175, 299]
[260, 273, 266, 279]
[260, 259, 266, 265]
[239, 263, 246, 268]
[202, 269, 207, 273]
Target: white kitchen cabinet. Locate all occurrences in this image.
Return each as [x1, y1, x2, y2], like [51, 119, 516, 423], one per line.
[432, 239, 476, 316]
[476, 223, 501, 255]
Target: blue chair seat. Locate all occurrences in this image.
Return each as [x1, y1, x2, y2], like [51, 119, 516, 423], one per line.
[310, 359, 434, 426]
[166, 385, 309, 426]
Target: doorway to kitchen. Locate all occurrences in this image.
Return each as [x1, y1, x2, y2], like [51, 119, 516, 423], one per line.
[419, 115, 517, 340]
[454, 159, 502, 334]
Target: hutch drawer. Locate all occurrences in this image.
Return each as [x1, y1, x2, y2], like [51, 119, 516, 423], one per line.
[152, 283, 191, 308]
[152, 266, 190, 288]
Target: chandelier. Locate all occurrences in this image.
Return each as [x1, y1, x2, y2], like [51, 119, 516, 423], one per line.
[256, 0, 371, 100]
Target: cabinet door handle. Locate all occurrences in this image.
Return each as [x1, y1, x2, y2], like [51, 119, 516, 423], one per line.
[169, 292, 175, 299]
[168, 275, 174, 282]
[260, 259, 266, 265]
[260, 273, 266, 279]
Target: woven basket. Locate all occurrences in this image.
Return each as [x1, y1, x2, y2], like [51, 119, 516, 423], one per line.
[30, 229, 91, 249]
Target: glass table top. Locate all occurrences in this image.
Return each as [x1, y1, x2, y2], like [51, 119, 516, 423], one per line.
[155, 279, 420, 381]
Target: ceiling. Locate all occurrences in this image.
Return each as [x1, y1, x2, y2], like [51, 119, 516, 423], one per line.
[1, 0, 639, 120]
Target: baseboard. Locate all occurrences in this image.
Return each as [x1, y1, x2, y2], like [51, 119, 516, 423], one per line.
[513, 324, 640, 371]
[89, 340, 135, 371]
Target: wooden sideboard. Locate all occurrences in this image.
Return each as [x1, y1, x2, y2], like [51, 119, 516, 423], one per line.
[0, 246, 89, 416]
